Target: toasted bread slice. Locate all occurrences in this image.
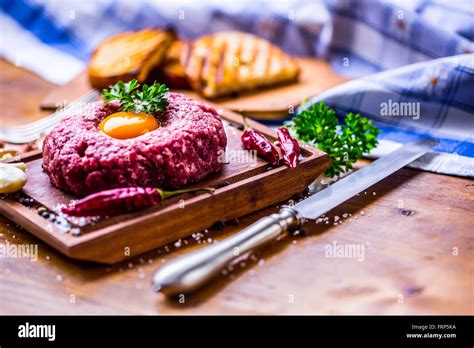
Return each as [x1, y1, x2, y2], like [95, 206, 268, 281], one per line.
[182, 31, 300, 98]
[159, 40, 191, 89]
[88, 28, 175, 90]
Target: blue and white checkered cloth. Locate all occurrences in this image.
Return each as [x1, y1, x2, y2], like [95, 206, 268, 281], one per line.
[1, 0, 473, 176]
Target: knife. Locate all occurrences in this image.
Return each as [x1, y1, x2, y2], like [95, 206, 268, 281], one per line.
[153, 138, 437, 295]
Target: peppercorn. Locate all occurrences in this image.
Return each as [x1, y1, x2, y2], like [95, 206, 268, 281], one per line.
[217, 180, 230, 188]
[211, 221, 225, 230]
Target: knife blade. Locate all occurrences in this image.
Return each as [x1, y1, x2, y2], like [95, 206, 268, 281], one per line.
[153, 138, 437, 296]
[293, 138, 438, 219]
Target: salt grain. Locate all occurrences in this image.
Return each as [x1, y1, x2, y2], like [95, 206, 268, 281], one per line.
[174, 239, 182, 248]
[258, 259, 265, 267]
[56, 274, 63, 282]
[70, 228, 81, 236]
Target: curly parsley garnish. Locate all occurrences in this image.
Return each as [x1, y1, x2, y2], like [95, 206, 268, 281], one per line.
[285, 102, 380, 178]
[102, 79, 169, 114]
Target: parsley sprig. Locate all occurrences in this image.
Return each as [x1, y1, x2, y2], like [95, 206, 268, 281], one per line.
[102, 80, 169, 114]
[285, 102, 380, 178]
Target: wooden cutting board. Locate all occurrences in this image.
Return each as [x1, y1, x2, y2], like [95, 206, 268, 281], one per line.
[40, 58, 347, 119]
[0, 109, 329, 264]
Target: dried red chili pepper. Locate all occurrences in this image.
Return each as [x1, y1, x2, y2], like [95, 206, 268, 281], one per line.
[277, 127, 300, 168]
[61, 186, 215, 217]
[241, 128, 280, 166]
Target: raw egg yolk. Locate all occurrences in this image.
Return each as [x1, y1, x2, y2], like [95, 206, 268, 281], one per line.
[99, 112, 159, 139]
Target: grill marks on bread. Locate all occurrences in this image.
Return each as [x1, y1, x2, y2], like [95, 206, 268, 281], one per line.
[183, 32, 300, 98]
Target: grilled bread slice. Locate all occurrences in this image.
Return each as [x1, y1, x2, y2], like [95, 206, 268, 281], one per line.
[88, 28, 175, 90]
[182, 31, 300, 98]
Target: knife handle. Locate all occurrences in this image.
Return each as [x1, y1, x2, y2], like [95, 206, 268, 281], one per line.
[152, 206, 300, 296]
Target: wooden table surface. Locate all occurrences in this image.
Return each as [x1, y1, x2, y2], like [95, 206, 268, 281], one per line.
[1, 59, 473, 315]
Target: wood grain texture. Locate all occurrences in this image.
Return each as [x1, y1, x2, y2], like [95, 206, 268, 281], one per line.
[1, 60, 473, 315]
[0, 59, 53, 126]
[40, 58, 347, 119]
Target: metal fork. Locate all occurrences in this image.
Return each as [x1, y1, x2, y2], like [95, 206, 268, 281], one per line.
[0, 90, 100, 144]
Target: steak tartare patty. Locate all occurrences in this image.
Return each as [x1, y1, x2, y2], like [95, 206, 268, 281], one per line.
[42, 92, 227, 196]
